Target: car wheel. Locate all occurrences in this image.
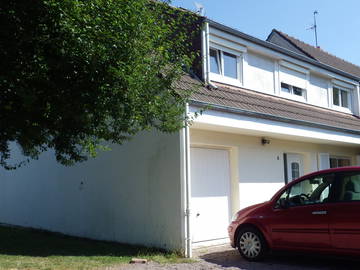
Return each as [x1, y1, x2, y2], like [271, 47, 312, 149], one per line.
[237, 226, 267, 261]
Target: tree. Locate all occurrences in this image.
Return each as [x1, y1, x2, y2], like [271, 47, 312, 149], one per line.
[0, 0, 203, 169]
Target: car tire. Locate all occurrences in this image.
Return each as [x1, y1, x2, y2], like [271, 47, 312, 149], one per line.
[237, 226, 268, 261]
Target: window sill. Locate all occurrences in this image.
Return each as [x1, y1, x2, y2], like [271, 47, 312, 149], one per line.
[331, 105, 352, 114]
[209, 73, 242, 87]
[280, 92, 307, 103]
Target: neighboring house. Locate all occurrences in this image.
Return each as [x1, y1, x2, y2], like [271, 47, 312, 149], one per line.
[1, 14, 360, 258]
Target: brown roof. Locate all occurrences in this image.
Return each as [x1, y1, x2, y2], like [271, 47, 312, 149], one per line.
[175, 74, 360, 134]
[268, 29, 360, 78]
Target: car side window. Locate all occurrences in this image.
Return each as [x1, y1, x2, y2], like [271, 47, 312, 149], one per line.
[275, 174, 335, 208]
[336, 172, 360, 202]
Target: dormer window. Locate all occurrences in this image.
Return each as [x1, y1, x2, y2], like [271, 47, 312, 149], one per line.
[210, 48, 238, 79]
[279, 62, 308, 102]
[333, 86, 349, 108]
[209, 46, 242, 86]
[281, 82, 306, 98]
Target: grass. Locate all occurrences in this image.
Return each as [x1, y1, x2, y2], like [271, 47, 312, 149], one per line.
[0, 225, 192, 270]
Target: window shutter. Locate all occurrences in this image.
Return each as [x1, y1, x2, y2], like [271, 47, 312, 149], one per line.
[280, 66, 307, 89]
[318, 153, 330, 170]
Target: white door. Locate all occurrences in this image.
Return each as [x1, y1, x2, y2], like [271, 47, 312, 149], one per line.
[286, 153, 304, 182]
[190, 147, 231, 243]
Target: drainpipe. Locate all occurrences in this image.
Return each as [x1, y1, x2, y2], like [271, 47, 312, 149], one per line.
[184, 103, 192, 258]
[202, 21, 217, 89]
[202, 21, 210, 84]
[356, 82, 360, 117]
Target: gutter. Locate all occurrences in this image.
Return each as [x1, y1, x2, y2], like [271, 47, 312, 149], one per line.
[190, 100, 360, 136]
[206, 19, 360, 82]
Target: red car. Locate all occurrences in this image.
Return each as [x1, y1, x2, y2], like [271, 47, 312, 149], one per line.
[228, 166, 360, 261]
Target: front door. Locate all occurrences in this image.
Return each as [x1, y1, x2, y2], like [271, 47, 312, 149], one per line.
[286, 153, 304, 183]
[190, 147, 231, 243]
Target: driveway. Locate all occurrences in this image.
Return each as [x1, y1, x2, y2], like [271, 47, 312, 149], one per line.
[116, 244, 359, 270]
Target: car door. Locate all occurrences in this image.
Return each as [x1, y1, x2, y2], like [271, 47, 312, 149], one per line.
[270, 174, 335, 250]
[328, 171, 360, 252]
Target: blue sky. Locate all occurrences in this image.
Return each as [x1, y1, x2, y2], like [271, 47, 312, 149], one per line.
[171, 0, 360, 66]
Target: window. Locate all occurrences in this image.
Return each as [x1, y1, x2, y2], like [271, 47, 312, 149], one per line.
[210, 49, 221, 74]
[291, 162, 300, 180]
[330, 156, 351, 168]
[223, 52, 237, 78]
[333, 87, 350, 108]
[293, 86, 303, 96]
[281, 82, 306, 98]
[275, 174, 335, 208]
[209, 47, 241, 82]
[281, 82, 291, 93]
[337, 172, 360, 202]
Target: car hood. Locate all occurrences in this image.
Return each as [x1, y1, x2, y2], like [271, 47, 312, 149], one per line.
[236, 201, 268, 219]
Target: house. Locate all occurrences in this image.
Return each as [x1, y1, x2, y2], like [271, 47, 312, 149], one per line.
[1, 13, 360, 258]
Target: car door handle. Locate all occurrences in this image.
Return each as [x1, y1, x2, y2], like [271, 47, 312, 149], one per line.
[312, 210, 327, 215]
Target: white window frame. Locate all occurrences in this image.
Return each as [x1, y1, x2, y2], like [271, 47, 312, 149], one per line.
[209, 43, 243, 87]
[332, 85, 352, 113]
[280, 82, 307, 101]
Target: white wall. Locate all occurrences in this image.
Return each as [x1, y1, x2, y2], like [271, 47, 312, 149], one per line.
[308, 73, 329, 107]
[190, 129, 360, 210]
[0, 130, 183, 251]
[245, 52, 275, 94]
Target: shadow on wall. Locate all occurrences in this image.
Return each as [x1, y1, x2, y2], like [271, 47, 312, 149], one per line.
[0, 225, 165, 257]
[199, 247, 360, 270]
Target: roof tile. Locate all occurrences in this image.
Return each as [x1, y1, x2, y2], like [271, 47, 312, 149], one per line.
[176, 74, 360, 133]
[269, 30, 360, 78]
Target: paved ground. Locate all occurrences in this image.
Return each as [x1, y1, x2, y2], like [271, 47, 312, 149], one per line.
[112, 244, 360, 270]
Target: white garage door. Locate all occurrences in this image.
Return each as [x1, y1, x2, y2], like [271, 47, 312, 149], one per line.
[190, 147, 231, 243]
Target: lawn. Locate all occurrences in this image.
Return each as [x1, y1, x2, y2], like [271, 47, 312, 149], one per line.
[0, 225, 190, 270]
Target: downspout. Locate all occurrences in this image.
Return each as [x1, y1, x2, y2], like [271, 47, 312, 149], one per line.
[184, 103, 192, 258]
[202, 21, 210, 84]
[202, 21, 217, 89]
[356, 82, 360, 117]
[184, 20, 210, 258]
[201, 22, 208, 83]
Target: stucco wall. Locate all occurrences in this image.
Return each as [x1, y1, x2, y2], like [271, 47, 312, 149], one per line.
[0, 130, 183, 251]
[308, 73, 329, 107]
[245, 52, 275, 94]
[190, 129, 360, 210]
[244, 52, 331, 110]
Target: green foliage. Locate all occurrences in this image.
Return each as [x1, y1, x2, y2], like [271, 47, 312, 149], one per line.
[0, 0, 202, 169]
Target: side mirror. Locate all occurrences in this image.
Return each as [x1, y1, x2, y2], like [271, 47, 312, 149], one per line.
[279, 198, 289, 209]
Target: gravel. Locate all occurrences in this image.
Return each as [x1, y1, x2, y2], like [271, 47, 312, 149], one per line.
[107, 244, 360, 270]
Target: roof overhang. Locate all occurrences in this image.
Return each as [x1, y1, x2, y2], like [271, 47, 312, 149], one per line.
[189, 103, 360, 146]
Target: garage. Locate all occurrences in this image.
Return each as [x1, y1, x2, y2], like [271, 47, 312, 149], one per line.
[190, 147, 232, 245]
